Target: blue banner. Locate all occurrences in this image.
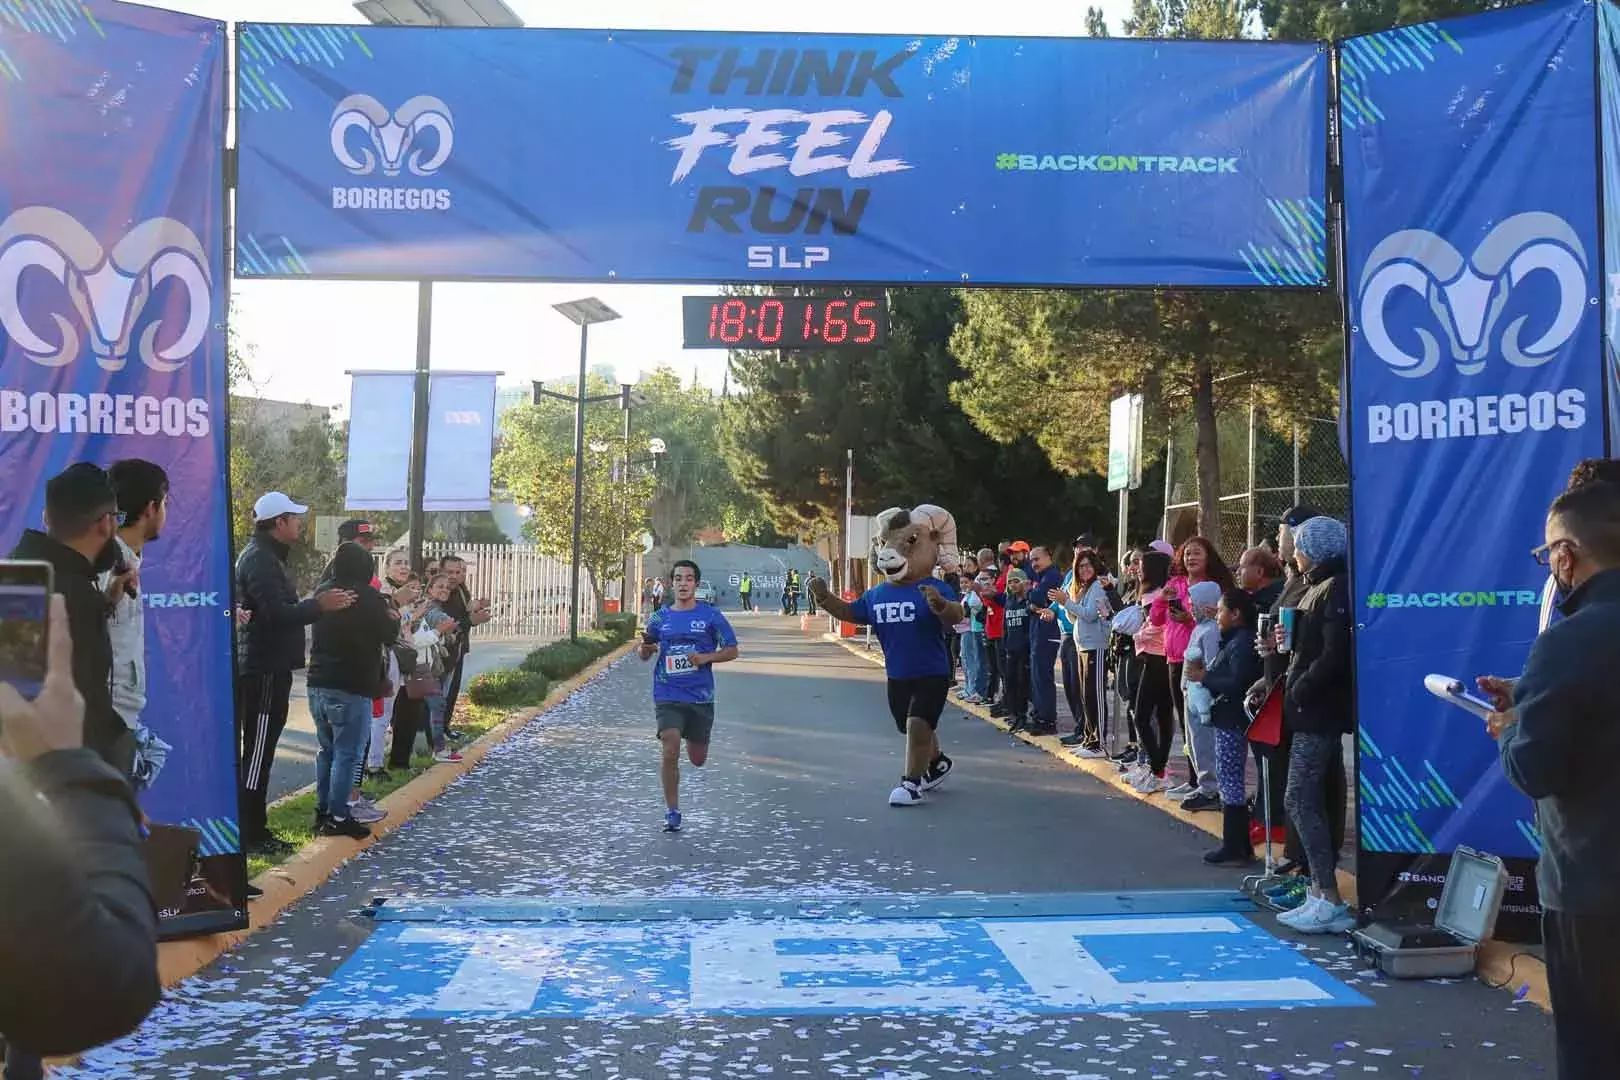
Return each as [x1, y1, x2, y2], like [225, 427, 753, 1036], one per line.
[234, 27, 1327, 287]
[1602, 1, 1620, 446]
[425, 373, 497, 513]
[1341, 0, 1601, 926]
[0, 3, 238, 933]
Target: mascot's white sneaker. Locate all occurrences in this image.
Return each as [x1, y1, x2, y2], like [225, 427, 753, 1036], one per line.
[920, 753, 953, 791]
[888, 780, 924, 807]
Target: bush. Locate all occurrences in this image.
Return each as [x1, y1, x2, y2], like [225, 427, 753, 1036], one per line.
[467, 668, 550, 709]
[522, 640, 596, 680]
[601, 612, 637, 641]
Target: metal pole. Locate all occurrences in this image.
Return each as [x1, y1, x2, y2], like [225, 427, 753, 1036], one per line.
[1292, 421, 1302, 508]
[1246, 399, 1258, 548]
[1160, 436, 1173, 542]
[844, 448, 854, 597]
[407, 281, 433, 574]
[620, 384, 631, 611]
[1116, 488, 1128, 570]
[569, 323, 588, 642]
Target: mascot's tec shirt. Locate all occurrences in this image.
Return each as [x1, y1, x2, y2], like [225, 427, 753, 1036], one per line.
[645, 603, 738, 704]
[848, 578, 961, 680]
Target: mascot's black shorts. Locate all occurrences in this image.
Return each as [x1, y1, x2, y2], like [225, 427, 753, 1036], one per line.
[887, 676, 951, 733]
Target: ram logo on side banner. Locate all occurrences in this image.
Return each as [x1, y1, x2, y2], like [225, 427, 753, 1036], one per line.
[330, 94, 454, 177]
[0, 206, 212, 371]
[1358, 211, 1589, 379]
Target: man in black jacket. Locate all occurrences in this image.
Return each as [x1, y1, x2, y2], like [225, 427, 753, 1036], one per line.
[1, 595, 159, 1077]
[1481, 482, 1620, 1079]
[7, 464, 130, 775]
[235, 493, 354, 854]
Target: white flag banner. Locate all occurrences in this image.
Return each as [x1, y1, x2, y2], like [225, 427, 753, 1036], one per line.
[345, 372, 415, 511]
[424, 373, 497, 512]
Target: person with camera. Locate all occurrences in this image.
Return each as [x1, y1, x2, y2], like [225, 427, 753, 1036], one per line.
[1, 595, 160, 1079]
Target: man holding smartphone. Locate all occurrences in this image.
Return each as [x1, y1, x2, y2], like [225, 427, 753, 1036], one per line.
[6, 464, 127, 775]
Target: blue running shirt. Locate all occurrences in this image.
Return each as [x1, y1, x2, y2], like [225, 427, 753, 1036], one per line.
[848, 577, 961, 680]
[645, 602, 738, 704]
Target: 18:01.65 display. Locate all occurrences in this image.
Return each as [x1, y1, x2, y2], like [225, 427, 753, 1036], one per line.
[681, 295, 887, 349]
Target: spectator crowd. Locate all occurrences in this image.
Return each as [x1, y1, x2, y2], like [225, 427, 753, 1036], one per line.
[943, 510, 1356, 935]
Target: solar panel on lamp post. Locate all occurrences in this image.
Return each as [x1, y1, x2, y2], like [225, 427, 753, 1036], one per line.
[553, 299, 622, 641]
[354, 0, 523, 27]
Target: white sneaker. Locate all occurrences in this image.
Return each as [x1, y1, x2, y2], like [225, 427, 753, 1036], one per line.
[1074, 745, 1108, 759]
[888, 780, 924, 806]
[1288, 898, 1356, 935]
[1277, 895, 1325, 929]
[1121, 763, 1147, 784]
[1164, 782, 1197, 800]
[1133, 771, 1166, 794]
[347, 796, 387, 824]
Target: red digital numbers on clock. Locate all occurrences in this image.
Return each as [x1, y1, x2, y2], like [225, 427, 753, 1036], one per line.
[688, 295, 883, 349]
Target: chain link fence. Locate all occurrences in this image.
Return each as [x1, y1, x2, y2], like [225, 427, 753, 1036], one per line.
[1163, 408, 1348, 562]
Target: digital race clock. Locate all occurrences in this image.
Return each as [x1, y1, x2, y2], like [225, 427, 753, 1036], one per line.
[681, 294, 887, 350]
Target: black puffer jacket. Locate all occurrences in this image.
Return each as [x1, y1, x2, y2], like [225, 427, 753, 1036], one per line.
[0, 750, 159, 1055]
[307, 543, 401, 699]
[1283, 555, 1353, 736]
[235, 533, 321, 675]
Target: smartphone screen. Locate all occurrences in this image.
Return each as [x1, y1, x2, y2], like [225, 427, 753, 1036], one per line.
[0, 561, 52, 701]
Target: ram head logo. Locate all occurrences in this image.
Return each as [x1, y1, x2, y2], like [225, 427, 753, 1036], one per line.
[0, 207, 212, 372]
[330, 94, 454, 178]
[1358, 211, 1589, 379]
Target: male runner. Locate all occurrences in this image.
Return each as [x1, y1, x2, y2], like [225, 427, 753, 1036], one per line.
[638, 559, 739, 832]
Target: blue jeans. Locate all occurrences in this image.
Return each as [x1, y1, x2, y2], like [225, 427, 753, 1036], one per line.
[309, 687, 371, 820]
[960, 631, 983, 696]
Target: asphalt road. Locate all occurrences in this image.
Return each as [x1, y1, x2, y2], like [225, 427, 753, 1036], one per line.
[70, 621, 1554, 1079]
[268, 639, 535, 802]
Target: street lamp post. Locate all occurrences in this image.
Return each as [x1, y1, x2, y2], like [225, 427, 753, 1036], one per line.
[545, 298, 621, 642]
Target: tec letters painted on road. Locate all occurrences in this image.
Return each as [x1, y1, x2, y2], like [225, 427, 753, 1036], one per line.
[305, 913, 1368, 1018]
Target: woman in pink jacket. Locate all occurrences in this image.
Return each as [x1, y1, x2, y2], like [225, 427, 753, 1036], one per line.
[1127, 549, 1176, 792]
[1151, 537, 1235, 799]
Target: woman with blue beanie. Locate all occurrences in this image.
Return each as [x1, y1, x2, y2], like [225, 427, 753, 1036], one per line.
[1275, 514, 1356, 935]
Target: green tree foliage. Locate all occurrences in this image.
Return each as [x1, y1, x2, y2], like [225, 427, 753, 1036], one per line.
[631, 368, 766, 546]
[492, 373, 657, 606]
[721, 289, 1115, 548]
[1261, 0, 1499, 41]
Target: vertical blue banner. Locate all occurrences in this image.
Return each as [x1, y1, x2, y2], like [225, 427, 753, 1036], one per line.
[425, 373, 497, 513]
[1341, 0, 1601, 931]
[345, 372, 417, 511]
[0, 3, 238, 933]
[1602, 1, 1620, 446]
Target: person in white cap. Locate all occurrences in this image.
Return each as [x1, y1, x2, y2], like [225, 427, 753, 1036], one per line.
[234, 493, 355, 863]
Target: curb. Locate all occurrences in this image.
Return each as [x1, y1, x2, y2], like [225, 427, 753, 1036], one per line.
[825, 633, 1551, 1012]
[155, 640, 636, 990]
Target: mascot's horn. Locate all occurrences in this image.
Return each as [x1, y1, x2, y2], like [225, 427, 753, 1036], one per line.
[913, 504, 959, 573]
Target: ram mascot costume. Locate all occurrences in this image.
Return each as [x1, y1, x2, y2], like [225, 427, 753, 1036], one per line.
[810, 504, 963, 806]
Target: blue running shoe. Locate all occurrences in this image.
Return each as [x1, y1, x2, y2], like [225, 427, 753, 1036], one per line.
[664, 809, 682, 832]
